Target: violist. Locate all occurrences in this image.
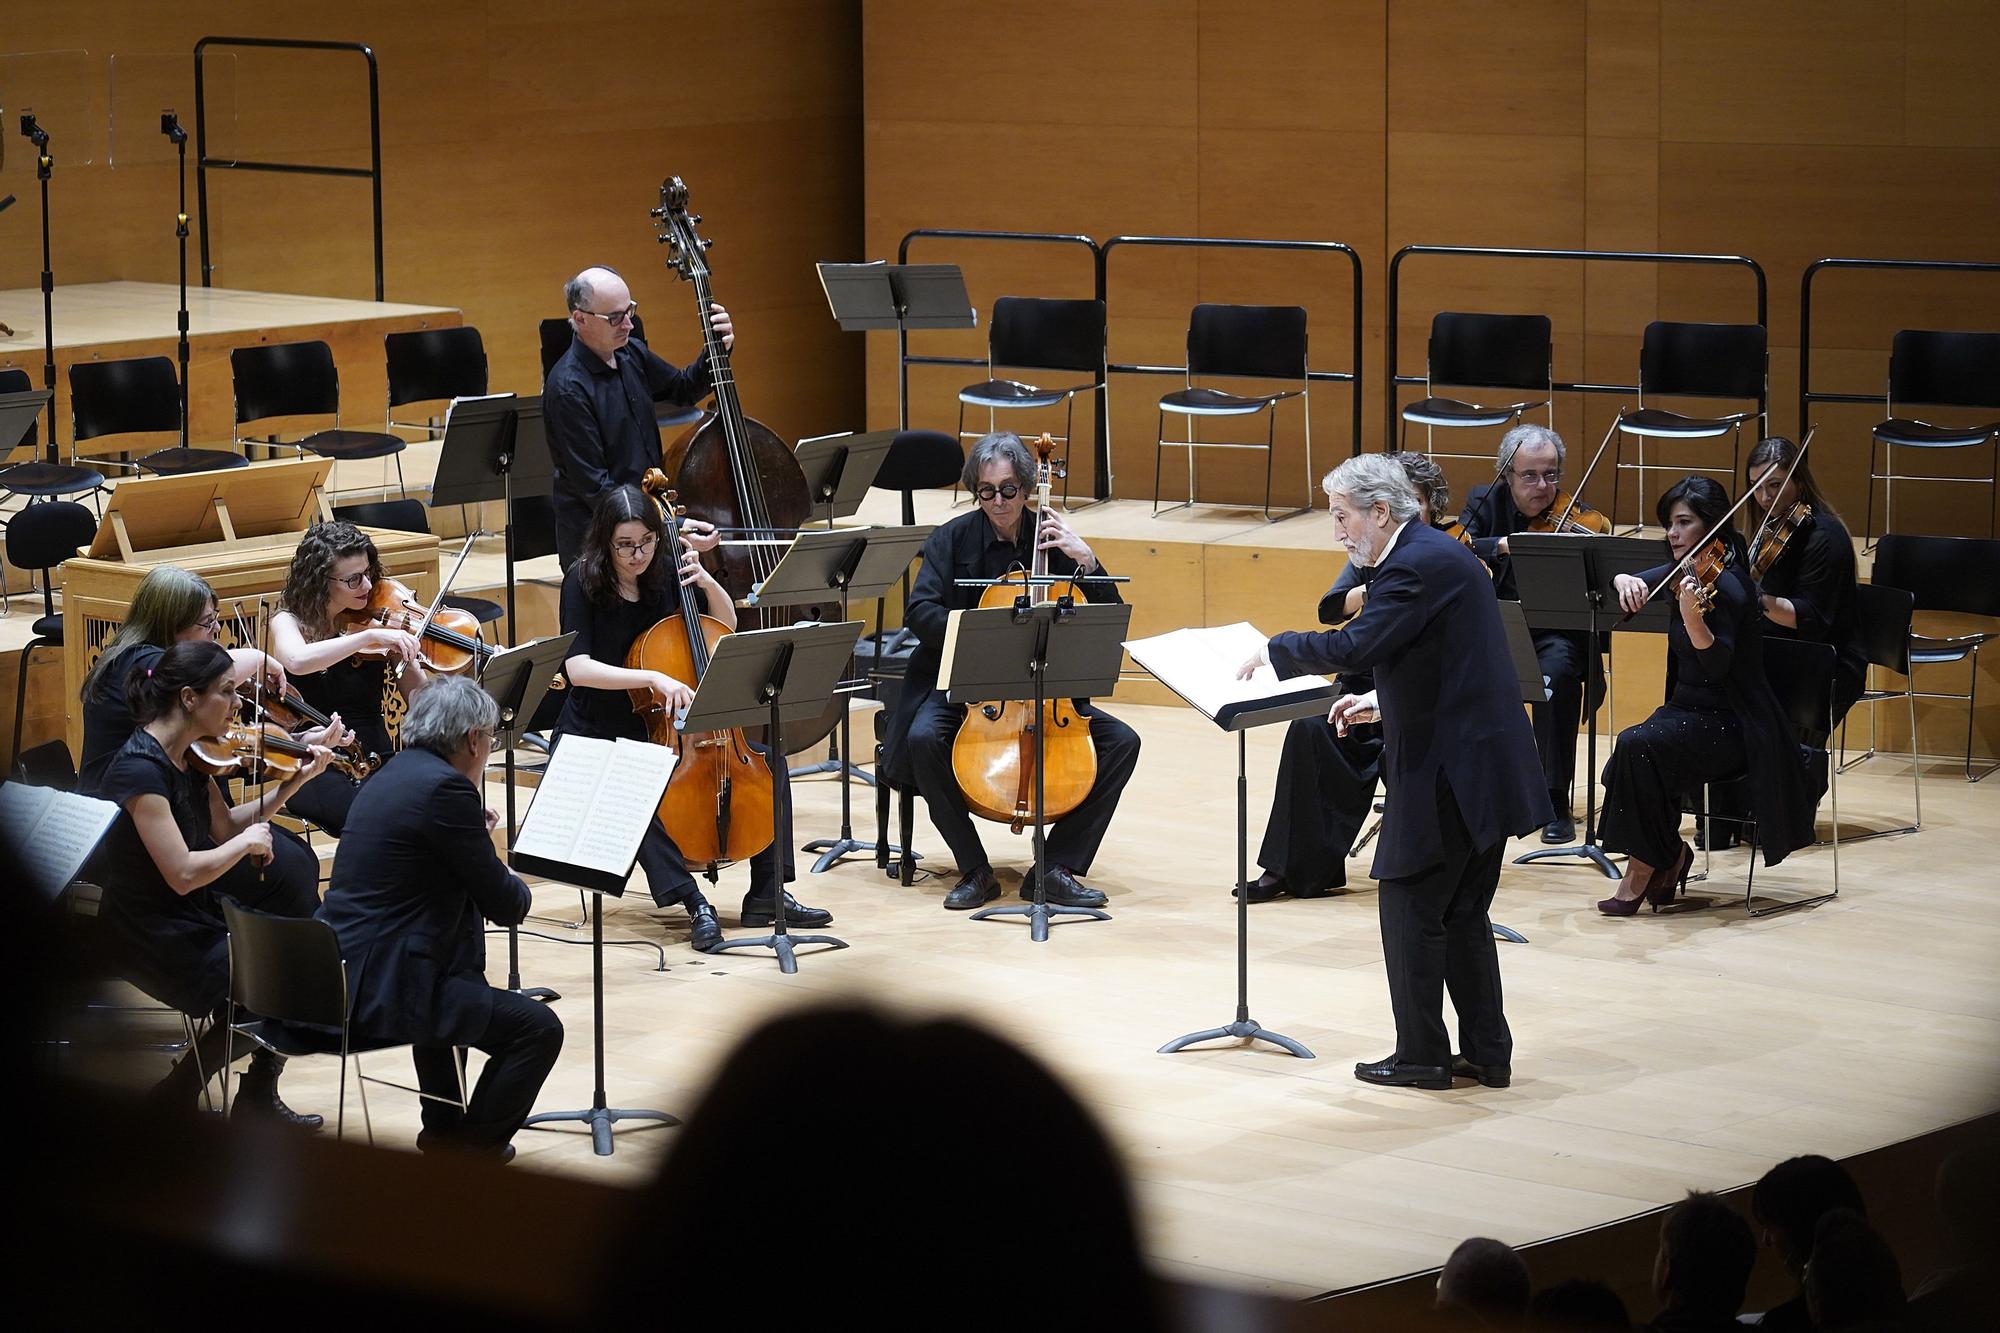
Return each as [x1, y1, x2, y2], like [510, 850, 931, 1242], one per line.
[1743, 436, 1867, 726]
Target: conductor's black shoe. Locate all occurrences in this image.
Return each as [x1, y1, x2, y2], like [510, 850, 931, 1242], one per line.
[1031, 865, 1107, 909]
[417, 1132, 517, 1164]
[232, 1075, 325, 1132]
[1541, 813, 1576, 844]
[943, 868, 1000, 911]
[741, 892, 833, 929]
[1451, 1055, 1513, 1088]
[1353, 1056, 1452, 1090]
[686, 902, 725, 953]
[1232, 872, 1286, 903]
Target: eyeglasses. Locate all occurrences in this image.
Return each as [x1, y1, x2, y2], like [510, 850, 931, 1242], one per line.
[193, 613, 222, 632]
[612, 536, 659, 558]
[1509, 468, 1562, 487]
[577, 302, 639, 328]
[334, 570, 373, 591]
[973, 483, 1024, 502]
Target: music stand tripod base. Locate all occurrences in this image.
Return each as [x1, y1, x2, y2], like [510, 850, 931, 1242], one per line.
[970, 897, 1109, 943]
[524, 1104, 679, 1158]
[1159, 1018, 1314, 1059]
[1515, 840, 1621, 881]
[711, 929, 849, 976]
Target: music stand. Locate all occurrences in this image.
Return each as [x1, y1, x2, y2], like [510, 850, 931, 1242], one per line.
[429, 394, 552, 648]
[751, 526, 936, 869]
[815, 261, 976, 430]
[682, 621, 865, 973]
[943, 598, 1132, 941]
[0, 389, 54, 454]
[795, 429, 898, 527]
[1508, 533, 1672, 881]
[478, 633, 576, 1002]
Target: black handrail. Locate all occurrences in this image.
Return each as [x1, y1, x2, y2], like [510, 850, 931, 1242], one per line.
[1385, 244, 1767, 450]
[1799, 256, 2000, 432]
[194, 36, 385, 301]
[897, 229, 1104, 497]
[1100, 235, 1365, 462]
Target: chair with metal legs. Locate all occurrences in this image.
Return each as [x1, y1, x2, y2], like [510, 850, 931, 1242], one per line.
[958, 296, 1107, 507]
[1866, 331, 2000, 549]
[230, 341, 413, 497]
[1155, 303, 1312, 521]
[1399, 311, 1552, 468]
[1837, 582, 1921, 837]
[1869, 533, 2000, 782]
[1610, 321, 1767, 533]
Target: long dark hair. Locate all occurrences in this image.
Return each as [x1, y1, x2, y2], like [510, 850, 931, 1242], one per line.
[85, 565, 216, 703]
[1657, 475, 1749, 567]
[1744, 435, 1841, 530]
[280, 520, 382, 641]
[125, 640, 233, 727]
[576, 484, 672, 607]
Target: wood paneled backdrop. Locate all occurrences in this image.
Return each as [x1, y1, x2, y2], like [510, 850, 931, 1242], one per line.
[864, 0, 2000, 530]
[0, 1, 866, 453]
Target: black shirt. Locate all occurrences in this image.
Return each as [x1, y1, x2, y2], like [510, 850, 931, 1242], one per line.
[1459, 480, 1536, 600]
[1756, 507, 1866, 681]
[292, 655, 394, 758]
[542, 335, 712, 534]
[80, 643, 165, 790]
[555, 563, 705, 741]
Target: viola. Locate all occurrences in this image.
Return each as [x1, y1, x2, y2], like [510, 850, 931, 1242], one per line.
[950, 434, 1099, 833]
[623, 468, 775, 868]
[190, 721, 364, 781]
[1526, 487, 1612, 535]
[1750, 500, 1812, 583]
[238, 681, 383, 779]
[338, 575, 493, 675]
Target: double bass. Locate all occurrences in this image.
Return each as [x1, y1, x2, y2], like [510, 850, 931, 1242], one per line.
[624, 468, 775, 868]
[950, 435, 1099, 833]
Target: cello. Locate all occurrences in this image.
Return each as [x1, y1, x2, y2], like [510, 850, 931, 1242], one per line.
[649, 177, 836, 754]
[624, 467, 775, 868]
[950, 435, 1099, 833]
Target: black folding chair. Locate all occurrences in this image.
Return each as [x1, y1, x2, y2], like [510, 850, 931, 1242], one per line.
[957, 296, 1107, 507]
[1399, 311, 1552, 465]
[1870, 533, 2000, 781]
[7, 500, 95, 767]
[1867, 330, 2000, 547]
[231, 340, 411, 496]
[1837, 582, 1921, 836]
[71, 356, 246, 477]
[385, 326, 489, 438]
[1155, 303, 1311, 522]
[1611, 321, 1766, 532]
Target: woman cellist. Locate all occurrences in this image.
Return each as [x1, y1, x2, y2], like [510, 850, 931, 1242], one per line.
[553, 485, 828, 952]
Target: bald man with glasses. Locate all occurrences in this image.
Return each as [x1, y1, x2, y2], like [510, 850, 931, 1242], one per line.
[543, 265, 732, 569]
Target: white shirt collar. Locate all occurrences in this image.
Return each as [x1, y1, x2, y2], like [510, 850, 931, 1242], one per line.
[1359, 517, 1413, 568]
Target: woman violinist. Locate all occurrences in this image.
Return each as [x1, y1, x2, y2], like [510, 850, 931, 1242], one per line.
[554, 485, 828, 952]
[1595, 476, 1823, 916]
[91, 640, 333, 1125]
[1743, 436, 1867, 726]
[270, 521, 427, 835]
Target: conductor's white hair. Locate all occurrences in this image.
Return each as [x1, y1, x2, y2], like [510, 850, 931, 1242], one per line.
[1323, 454, 1423, 523]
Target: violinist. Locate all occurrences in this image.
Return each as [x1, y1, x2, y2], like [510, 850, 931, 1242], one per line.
[270, 521, 428, 836]
[555, 485, 827, 951]
[878, 431, 1139, 913]
[543, 265, 730, 570]
[1597, 477, 1823, 916]
[1744, 436, 1866, 725]
[1458, 424, 1607, 845]
[89, 640, 333, 1125]
[1243, 450, 1454, 903]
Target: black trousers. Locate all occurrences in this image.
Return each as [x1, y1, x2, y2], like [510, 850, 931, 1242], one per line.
[1531, 629, 1600, 812]
[210, 825, 322, 920]
[1257, 715, 1382, 892]
[413, 989, 565, 1149]
[1598, 700, 1745, 869]
[904, 691, 1141, 877]
[1377, 777, 1512, 1070]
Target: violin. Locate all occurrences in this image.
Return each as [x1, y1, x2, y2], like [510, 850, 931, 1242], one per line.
[238, 681, 383, 779]
[190, 721, 363, 781]
[339, 575, 493, 675]
[624, 468, 775, 868]
[1526, 487, 1612, 535]
[1685, 534, 1734, 618]
[950, 434, 1099, 833]
[1750, 500, 1812, 583]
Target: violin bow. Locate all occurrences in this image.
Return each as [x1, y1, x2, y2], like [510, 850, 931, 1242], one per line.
[1742, 425, 1817, 571]
[1634, 463, 1773, 608]
[253, 597, 271, 880]
[405, 529, 485, 681]
[1553, 409, 1625, 532]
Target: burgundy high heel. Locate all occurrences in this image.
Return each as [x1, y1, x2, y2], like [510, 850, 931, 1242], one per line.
[1597, 890, 1644, 917]
[1645, 841, 1694, 912]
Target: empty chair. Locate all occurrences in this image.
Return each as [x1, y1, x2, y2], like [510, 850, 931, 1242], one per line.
[385, 326, 489, 438]
[231, 340, 411, 496]
[1837, 582, 1921, 838]
[957, 296, 1107, 506]
[1869, 533, 2000, 781]
[1611, 321, 1767, 532]
[331, 499, 505, 628]
[1154, 302, 1310, 522]
[1868, 330, 2000, 545]
[0, 367, 105, 505]
[1399, 311, 1552, 464]
[7, 500, 96, 770]
[70, 356, 246, 476]
[537, 314, 702, 431]
[13, 737, 78, 788]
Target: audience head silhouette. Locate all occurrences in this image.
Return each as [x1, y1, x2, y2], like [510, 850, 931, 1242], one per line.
[1804, 1208, 1904, 1331]
[1652, 1191, 1755, 1322]
[1526, 1278, 1629, 1330]
[1751, 1153, 1865, 1278]
[1437, 1236, 1530, 1326]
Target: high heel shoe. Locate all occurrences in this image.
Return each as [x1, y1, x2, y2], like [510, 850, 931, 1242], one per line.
[1644, 841, 1694, 912]
[1596, 891, 1644, 917]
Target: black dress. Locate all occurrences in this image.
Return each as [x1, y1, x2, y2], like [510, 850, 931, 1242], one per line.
[1597, 563, 1823, 870]
[80, 643, 166, 790]
[554, 564, 793, 906]
[284, 653, 393, 836]
[1756, 507, 1866, 726]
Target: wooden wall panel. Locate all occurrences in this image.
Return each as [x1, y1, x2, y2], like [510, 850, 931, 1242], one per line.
[1660, 2, 1905, 146]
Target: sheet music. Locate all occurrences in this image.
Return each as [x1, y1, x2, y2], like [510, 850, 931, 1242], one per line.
[513, 736, 675, 879]
[937, 608, 968, 691]
[442, 392, 515, 426]
[1124, 622, 1335, 725]
[0, 783, 120, 902]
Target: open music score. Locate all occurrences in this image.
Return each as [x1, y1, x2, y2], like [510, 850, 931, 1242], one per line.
[1125, 622, 1339, 727]
[0, 784, 119, 902]
[510, 736, 675, 892]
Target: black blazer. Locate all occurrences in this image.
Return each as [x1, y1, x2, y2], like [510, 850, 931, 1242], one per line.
[1267, 521, 1552, 880]
[317, 747, 530, 1045]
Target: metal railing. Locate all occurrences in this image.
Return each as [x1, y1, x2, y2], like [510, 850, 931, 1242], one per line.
[1798, 256, 2000, 433]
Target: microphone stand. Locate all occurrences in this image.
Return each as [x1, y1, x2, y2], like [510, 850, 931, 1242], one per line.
[19, 112, 58, 460]
[161, 111, 191, 450]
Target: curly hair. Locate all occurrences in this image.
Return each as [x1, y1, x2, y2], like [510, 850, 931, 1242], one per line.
[1392, 451, 1452, 525]
[280, 520, 382, 642]
[576, 484, 673, 608]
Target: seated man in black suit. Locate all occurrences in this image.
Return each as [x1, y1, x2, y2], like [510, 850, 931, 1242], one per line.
[1244, 453, 1549, 1089]
[318, 677, 563, 1160]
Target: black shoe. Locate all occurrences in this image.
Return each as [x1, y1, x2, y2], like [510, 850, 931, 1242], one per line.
[1030, 865, 1107, 909]
[232, 1075, 325, 1132]
[740, 892, 833, 929]
[943, 868, 1000, 911]
[1232, 872, 1286, 903]
[1541, 813, 1576, 844]
[1353, 1055, 1452, 1090]
[686, 902, 725, 953]
[417, 1131, 517, 1164]
[1451, 1054, 1512, 1089]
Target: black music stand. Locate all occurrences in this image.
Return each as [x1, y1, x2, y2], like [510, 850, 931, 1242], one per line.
[0, 389, 54, 454]
[1509, 533, 1672, 881]
[429, 394, 550, 648]
[751, 526, 935, 868]
[943, 597, 1132, 942]
[479, 633, 576, 1003]
[684, 621, 865, 973]
[816, 262, 976, 429]
[1158, 690, 1328, 1059]
[795, 429, 898, 528]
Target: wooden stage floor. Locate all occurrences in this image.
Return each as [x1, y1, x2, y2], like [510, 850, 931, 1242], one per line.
[259, 703, 1999, 1301]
